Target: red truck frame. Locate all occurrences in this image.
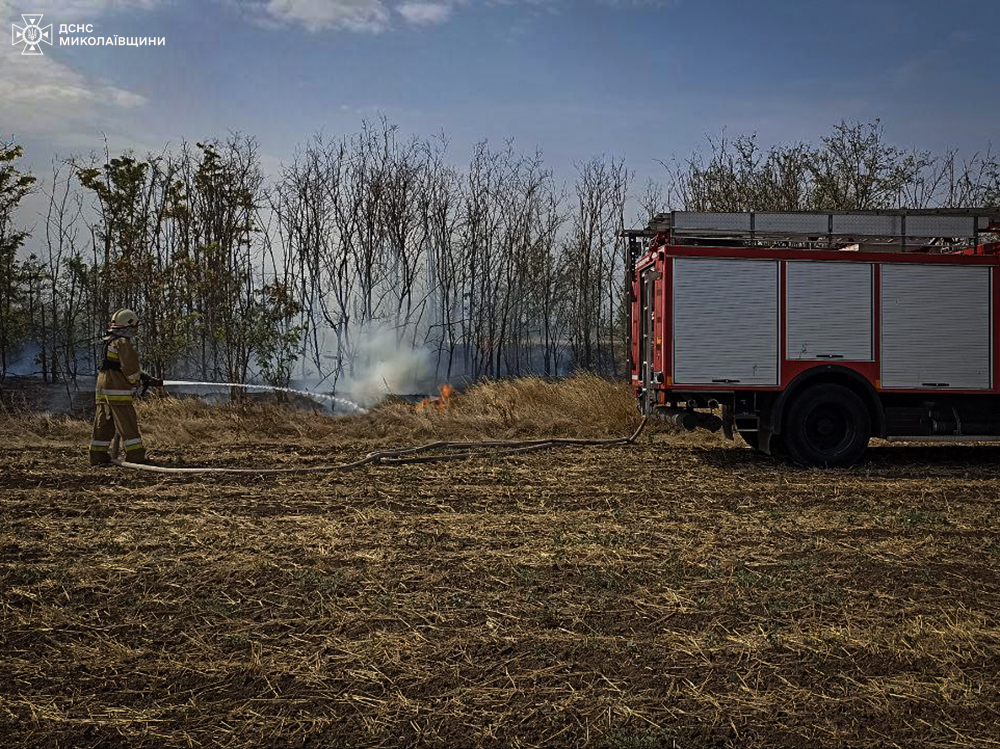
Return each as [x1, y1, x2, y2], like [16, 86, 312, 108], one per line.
[626, 210, 1000, 466]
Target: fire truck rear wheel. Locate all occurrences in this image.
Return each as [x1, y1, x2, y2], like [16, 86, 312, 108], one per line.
[783, 384, 870, 468]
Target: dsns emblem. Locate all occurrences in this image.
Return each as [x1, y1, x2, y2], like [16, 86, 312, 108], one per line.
[12, 14, 53, 55]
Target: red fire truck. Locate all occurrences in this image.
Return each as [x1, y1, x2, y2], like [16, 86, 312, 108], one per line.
[626, 209, 1000, 467]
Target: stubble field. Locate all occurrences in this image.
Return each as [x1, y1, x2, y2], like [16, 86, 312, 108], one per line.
[2, 376, 999, 748]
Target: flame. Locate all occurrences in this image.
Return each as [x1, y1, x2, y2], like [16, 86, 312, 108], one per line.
[415, 384, 454, 413]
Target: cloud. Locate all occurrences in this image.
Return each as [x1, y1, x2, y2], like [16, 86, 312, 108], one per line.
[396, 1, 454, 25]
[244, 0, 662, 33]
[886, 29, 972, 88]
[1, 0, 163, 21]
[245, 0, 391, 32]
[0, 44, 148, 147]
[596, 0, 669, 6]
[0, 0, 163, 153]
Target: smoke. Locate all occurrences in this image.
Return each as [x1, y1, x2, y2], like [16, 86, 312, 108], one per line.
[4, 343, 42, 377]
[338, 324, 434, 407]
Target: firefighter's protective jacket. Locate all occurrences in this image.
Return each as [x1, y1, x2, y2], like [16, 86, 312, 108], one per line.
[95, 334, 143, 404]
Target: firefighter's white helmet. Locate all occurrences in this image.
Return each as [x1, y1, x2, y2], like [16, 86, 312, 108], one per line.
[110, 309, 139, 329]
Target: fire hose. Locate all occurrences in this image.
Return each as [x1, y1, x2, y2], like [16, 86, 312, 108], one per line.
[109, 418, 648, 475]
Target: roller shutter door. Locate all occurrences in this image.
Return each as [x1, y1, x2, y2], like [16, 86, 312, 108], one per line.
[786, 261, 873, 361]
[881, 264, 991, 390]
[673, 258, 779, 386]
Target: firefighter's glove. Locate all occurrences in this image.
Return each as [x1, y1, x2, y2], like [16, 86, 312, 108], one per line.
[141, 374, 164, 388]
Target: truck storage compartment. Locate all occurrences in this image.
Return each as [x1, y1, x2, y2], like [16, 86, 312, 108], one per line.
[881, 264, 992, 390]
[672, 257, 779, 386]
[786, 261, 873, 361]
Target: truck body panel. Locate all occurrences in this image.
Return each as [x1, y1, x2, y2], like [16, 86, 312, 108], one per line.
[786, 261, 873, 362]
[672, 258, 779, 386]
[625, 209, 1000, 465]
[880, 264, 992, 390]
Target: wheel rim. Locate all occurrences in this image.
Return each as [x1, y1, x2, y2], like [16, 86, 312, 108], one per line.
[803, 403, 853, 455]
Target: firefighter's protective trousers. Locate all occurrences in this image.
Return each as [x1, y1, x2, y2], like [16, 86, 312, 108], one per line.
[90, 336, 146, 465]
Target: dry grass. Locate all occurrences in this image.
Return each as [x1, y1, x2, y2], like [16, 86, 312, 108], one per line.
[0, 374, 647, 455]
[372, 374, 642, 440]
[2, 376, 1000, 748]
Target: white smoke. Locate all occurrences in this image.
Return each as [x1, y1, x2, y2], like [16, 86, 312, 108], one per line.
[340, 324, 434, 407]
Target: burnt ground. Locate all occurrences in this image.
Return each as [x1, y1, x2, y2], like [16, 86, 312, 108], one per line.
[2, 394, 1000, 748]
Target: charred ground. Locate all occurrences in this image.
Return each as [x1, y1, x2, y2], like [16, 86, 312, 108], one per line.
[2, 376, 999, 748]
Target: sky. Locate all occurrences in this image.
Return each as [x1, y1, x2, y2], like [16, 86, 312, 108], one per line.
[2, 0, 999, 225]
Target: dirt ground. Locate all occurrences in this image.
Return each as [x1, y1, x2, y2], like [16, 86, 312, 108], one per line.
[2, 377, 1000, 748]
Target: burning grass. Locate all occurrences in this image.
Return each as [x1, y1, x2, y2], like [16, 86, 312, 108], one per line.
[2, 375, 1000, 747]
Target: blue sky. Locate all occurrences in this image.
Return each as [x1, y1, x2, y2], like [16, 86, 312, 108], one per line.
[2, 0, 999, 207]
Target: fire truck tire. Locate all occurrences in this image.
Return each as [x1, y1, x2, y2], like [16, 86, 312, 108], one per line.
[783, 384, 870, 468]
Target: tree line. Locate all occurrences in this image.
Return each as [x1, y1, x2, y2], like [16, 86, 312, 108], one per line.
[0, 119, 998, 391]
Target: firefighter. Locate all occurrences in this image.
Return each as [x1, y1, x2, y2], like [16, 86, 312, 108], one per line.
[89, 309, 162, 466]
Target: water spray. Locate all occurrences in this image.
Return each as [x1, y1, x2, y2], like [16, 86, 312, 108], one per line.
[160, 380, 368, 414]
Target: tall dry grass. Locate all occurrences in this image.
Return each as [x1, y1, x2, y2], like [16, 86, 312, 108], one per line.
[0, 375, 645, 449]
[371, 374, 641, 441]
[0, 400, 91, 446]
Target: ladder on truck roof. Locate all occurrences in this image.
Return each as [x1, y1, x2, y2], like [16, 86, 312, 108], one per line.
[623, 208, 1000, 255]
